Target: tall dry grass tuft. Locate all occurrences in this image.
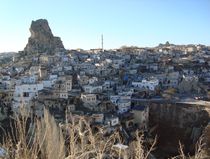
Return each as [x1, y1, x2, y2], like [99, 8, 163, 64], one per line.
[1, 108, 65, 159]
[1, 106, 40, 159]
[36, 109, 65, 159]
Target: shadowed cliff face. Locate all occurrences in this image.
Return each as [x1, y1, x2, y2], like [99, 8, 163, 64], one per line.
[149, 103, 210, 158]
[24, 19, 65, 54]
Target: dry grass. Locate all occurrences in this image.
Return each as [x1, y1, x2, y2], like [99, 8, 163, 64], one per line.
[0, 109, 155, 159]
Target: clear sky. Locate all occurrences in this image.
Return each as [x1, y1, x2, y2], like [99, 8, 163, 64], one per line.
[0, 0, 210, 52]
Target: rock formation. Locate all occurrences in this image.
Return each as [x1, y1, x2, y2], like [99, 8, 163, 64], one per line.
[24, 19, 65, 54]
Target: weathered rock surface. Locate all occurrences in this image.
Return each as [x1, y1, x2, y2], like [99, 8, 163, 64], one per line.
[149, 102, 210, 158]
[24, 19, 65, 54]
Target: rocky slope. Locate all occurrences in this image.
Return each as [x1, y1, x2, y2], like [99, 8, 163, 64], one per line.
[24, 19, 65, 54]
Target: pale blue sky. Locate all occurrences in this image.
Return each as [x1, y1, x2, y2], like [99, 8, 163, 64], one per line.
[0, 0, 210, 52]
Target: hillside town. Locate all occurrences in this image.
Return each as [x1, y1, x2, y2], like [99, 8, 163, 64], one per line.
[1, 19, 210, 157]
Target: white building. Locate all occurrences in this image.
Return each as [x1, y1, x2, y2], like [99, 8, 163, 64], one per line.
[132, 79, 159, 91]
[117, 98, 131, 114]
[92, 113, 104, 123]
[81, 94, 97, 104]
[53, 91, 68, 99]
[42, 80, 54, 88]
[49, 74, 58, 80]
[2, 75, 10, 80]
[88, 77, 98, 84]
[110, 95, 120, 104]
[77, 75, 89, 85]
[65, 76, 73, 91]
[103, 80, 115, 91]
[21, 75, 38, 84]
[83, 85, 102, 94]
[0, 79, 15, 90]
[13, 83, 44, 109]
[54, 76, 72, 92]
[105, 115, 119, 126]
[29, 66, 40, 75]
[64, 66, 73, 71]
[110, 95, 131, 114]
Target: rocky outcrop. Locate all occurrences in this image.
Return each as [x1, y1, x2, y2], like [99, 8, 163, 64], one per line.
[150, 103, 210, 128]
[24, 19, 65, 54]
[149, 102, 210, 157]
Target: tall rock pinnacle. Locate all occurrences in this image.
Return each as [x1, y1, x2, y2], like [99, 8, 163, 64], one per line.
[24, 19, 65, 54]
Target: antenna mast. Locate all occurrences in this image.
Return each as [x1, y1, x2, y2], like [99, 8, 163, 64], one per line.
[101, 34, 104, 52]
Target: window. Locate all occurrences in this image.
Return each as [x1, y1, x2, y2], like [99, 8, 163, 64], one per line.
[23, 92, 29, 97]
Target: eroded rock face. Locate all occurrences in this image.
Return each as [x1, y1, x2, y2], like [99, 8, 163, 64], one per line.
[24, 19, 65, 54]
[149, 103, 210, 158]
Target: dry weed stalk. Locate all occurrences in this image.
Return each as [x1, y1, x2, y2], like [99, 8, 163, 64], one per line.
[172, 136, 207, 159]
[128, 131, 156, 159]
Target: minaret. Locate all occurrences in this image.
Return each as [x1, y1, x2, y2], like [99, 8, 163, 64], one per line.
[101, 34, 104, 52]
[12, 55, 15, 62]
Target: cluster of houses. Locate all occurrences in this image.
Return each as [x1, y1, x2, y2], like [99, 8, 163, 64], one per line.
[1, 43, 210, 138]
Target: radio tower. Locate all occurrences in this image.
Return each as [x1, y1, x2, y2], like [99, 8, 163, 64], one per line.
[101, 34, 104, 52]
